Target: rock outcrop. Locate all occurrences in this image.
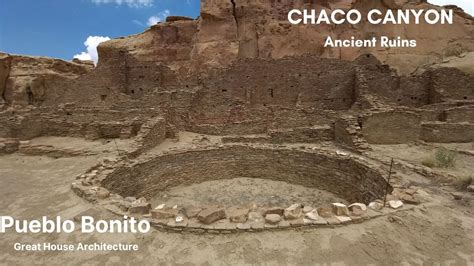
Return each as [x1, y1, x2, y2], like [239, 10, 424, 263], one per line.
[94, 0, 474, 75]
[0, 54, 92, 107]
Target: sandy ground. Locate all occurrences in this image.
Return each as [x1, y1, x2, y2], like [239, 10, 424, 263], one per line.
[0, 143, 474, 265]
[370, 143, 474, 181]
[150, 177, 346, 208]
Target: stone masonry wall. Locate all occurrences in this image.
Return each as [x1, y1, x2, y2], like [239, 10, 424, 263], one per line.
[102, 146, 389, 204]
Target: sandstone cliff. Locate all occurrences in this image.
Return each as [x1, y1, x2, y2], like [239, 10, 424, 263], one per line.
[96, 0, 474, 75]
[0, 0, 473, 110]
[0, 53, 92, 107]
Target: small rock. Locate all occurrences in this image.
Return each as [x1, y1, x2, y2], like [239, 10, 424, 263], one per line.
[368, 202, 383, 210]
[467, 185, 474, 193]
[227, 207, 249, 223]
[302, 206, 313, 213]
[284, 203, 303, 220]
[198, 207, 226, 224]
[331, 203, 350, 216]
[451, 192, 464, 200]
[129, 202, 151, 215]
[175, 216, 184, 223]
[400, 194, 420, 205]
[305, 210, 319, 221]
[265, 214, 282, 225]
[388, 200, 404, 209]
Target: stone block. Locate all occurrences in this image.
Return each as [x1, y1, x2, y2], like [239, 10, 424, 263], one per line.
[388, 200, 404, 209]
[317, 206, 334, 218]
[348, 203, 367, 216]
[331, 203, 350, 216]
[305, 210, 320, 221]
[198, 207, 226, 224]
[265, 214, 282, 225]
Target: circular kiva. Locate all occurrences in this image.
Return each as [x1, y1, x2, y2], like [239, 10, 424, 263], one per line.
[73, 145, 395, 233]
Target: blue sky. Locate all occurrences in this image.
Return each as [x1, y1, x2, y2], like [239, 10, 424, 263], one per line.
[0, 0, 200, 61]
[0, 0, 472, 62]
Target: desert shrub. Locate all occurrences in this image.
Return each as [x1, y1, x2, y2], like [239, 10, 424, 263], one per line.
[434, 147, 457, 168]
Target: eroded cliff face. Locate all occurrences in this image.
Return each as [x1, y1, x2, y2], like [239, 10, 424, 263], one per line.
[0, 0, 473, 111]
[0, 53, 12, 107]
[94, 0, 474, 75]
[0, 54, 92, 107]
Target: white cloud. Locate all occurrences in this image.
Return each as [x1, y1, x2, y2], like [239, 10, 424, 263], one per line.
[429, 0, 474, 15]
[73, 36, 111, 65]
[147, 10, 171, 26]
[90, 0, 153, 8]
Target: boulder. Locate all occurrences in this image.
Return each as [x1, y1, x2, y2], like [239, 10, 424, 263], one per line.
[265, 214, 282, 225]
[197, 207, 226, 224]
[284, 204, 303, 220]
[331, 203, 350, 216]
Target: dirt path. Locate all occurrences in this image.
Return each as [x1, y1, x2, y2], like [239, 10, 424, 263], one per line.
[0, 154, 473, 265]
